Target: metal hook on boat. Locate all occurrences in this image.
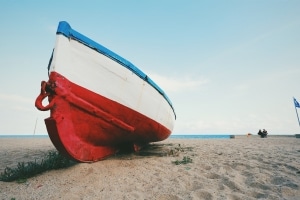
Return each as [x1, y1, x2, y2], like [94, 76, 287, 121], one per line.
[35, 81, 55, 111]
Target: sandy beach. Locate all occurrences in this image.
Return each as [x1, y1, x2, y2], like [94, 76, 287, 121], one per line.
[0, 136, 299, 200]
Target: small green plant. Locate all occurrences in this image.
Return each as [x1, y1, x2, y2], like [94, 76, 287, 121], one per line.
[0, 150, 76, 182]
[172, 156, 193, 165]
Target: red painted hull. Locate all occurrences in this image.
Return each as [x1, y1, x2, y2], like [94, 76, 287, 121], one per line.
[36, 72, 171, 162]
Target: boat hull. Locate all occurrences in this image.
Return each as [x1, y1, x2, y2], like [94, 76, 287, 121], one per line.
[35, 21, 175, 162]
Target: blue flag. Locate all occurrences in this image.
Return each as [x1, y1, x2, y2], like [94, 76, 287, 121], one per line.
[294, 98, 300, 108]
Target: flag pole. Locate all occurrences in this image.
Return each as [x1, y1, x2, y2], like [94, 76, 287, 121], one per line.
[293, 97, 300, 127]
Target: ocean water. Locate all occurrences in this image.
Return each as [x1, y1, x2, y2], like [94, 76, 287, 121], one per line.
[170, 135, 231, 139]
[0, 134, 231, 139]
[0, 135, 49, 138]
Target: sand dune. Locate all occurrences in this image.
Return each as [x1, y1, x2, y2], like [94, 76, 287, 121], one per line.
[0, 136, 299, 199]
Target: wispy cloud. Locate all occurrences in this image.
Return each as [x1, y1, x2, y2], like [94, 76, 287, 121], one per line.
[0, 93, 32, 104]
[201, 20, 300, 68]
[149, 73, 209, 93]
[234, 68, 300, 92]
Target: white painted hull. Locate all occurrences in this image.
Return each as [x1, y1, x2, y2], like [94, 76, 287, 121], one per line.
[50, 34, 175, 131]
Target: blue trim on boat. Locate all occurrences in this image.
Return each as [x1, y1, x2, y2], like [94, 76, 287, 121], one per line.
[56, 21, 176, 118]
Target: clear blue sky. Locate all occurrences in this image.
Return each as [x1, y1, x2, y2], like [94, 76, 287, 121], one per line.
[0, 1, 299, 135]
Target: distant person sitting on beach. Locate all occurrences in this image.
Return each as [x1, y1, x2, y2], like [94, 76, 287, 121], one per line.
[257, 129, 263, 136]
[262, 129, 268, 138]
[258, 129, 268, 138]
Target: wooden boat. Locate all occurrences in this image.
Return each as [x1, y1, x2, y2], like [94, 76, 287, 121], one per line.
[35, 21, 176, 162]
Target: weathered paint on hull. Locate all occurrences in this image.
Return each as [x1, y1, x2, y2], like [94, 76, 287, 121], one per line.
[36, 71, 171, 162]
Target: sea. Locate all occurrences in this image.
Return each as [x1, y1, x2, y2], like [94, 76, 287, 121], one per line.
[170, 134, 231, 139]
[0, 134, 232, 139]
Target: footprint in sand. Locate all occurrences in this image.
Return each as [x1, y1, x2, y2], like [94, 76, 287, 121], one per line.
[204, 172, 221, 179]
[155, 194, 181, 200]
[192, 190, 213, 200]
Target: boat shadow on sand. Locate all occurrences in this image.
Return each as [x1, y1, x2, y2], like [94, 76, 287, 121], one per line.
[111, 143, 194, 160]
